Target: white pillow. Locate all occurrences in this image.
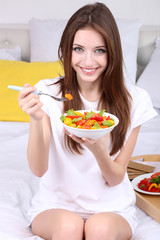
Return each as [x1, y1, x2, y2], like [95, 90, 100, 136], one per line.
[136, 42, 155, 80]
[0, 46, 22, 61]
[137, 37, 160, 109]
[29, 18, 67, 62]
[116, 19, 141, 84]
[29, 18, 141, 83]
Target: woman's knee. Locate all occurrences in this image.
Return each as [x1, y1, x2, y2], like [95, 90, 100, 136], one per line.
[85, 212, 132, 240]
[85, 214, 114, 239]
[56, 213, 84, 238]
[32, 209, 84, 240]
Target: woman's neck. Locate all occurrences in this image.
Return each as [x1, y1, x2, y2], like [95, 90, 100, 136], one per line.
[78, 80, 101, 102]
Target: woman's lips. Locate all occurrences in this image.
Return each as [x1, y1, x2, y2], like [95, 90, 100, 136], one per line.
[80, 67, 98, 74]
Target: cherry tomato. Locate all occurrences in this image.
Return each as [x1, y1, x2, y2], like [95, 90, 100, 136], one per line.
[151, 172, 160, 178]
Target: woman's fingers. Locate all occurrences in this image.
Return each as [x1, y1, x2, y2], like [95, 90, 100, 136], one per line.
[18, 83, 43, 120]
[18, 92, 38, 109]
[18, 84, 37, 101]
[24, 83, 31, 88]
[64, 128, 110, 157]
[24, 102, 43, 116]
[22, 97, 40, 112]
[64, 128, 95, 144]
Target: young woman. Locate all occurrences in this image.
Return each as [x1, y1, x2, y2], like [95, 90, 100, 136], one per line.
[18, 3, 157, 240]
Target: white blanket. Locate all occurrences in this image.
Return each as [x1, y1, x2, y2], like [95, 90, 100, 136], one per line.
[0, 121, 160, 240]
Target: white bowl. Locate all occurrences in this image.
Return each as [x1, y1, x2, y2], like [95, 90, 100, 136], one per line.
[61, 110, 119, 140]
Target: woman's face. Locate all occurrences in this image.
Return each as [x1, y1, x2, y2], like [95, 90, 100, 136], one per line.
[71, 27, 108, 85]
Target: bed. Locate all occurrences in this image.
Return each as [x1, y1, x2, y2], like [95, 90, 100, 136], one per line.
[0, 19, 160, 239]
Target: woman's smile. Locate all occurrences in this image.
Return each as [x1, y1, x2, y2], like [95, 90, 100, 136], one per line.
[80, 67, 98, 75]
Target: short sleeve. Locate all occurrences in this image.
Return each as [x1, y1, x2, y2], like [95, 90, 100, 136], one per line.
[130, 85, 158, 129]
[34, 78, 61, 117]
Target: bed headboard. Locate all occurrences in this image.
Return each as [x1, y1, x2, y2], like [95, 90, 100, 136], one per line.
[0, 24, 160, 75]
[0, 24, 30, 61]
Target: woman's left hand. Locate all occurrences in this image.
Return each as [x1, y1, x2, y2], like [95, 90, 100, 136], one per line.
[64, 129, 110, 158]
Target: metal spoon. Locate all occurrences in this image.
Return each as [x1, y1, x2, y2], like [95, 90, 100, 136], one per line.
[8, 85, 69, 102]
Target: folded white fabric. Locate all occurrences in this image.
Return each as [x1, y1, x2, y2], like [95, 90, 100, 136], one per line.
[137, 37, 160, 109]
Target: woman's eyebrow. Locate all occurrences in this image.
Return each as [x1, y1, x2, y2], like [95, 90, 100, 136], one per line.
[73, 43, 84, 47]
[73, 44, 106, 48]
[95, 45, 107, 48]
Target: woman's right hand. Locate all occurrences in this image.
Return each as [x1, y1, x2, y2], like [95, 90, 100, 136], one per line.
[18, 84, 44, 120]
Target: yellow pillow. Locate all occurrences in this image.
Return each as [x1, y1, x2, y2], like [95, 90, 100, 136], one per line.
[0, 60, 64, 122]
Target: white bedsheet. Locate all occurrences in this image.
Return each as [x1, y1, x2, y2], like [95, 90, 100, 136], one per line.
[0, 120, 160, 240]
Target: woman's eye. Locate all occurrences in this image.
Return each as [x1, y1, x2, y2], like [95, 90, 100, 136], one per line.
[95, 49, 106, 54]
[73, 47, 83, 52]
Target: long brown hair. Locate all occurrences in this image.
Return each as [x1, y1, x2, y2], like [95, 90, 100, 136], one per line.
[56, 2, 131, 155]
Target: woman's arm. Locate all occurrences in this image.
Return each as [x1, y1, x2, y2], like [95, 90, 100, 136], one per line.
[67, 126, 140, 186]
[27, 114, 51, 177]
[93, 126, 140, 186]
[18, 84, 51, 177]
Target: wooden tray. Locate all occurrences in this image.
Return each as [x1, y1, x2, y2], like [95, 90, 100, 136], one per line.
[131, 154, 160, 162]
[135, 191, 160, 223]
[127, 160, 155, 180]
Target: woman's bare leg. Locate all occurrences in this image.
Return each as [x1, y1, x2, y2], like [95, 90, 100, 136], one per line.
[85, 212, 132, 240]
[32, 209, 84, 240]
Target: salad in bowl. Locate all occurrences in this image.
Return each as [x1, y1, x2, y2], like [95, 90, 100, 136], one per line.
[60, 109, 119, 140]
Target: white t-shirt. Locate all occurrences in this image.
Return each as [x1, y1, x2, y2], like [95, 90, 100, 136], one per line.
[28, 78, 157, 224]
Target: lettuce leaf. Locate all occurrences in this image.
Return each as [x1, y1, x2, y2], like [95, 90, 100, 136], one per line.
[66, 109, 77, 116]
